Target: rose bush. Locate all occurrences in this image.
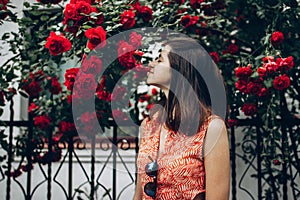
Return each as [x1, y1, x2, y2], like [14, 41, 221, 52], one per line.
[0, 0, 299, 198]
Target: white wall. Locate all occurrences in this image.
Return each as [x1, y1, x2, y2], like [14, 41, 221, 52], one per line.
[1, 1, 298, 200]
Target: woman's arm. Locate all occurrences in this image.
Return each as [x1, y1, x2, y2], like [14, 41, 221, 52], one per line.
[204, 118, 230, 200]
[133, 118, 148, 200]
[133, 173, 143, 200]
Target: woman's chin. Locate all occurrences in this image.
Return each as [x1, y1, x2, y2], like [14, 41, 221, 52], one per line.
[146, 78, 153, 85]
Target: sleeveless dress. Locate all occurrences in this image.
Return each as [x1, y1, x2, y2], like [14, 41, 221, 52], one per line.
[136, 114, 220, 200]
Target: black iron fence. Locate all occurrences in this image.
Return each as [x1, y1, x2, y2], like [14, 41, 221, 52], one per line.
[1, 97, 300, 200]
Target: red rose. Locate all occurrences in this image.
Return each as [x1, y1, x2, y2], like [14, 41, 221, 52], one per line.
[99, 75, 106, 88]
[273, 159, 281, 165]
[235, 79, 248, 93]
[28, 102, 39, 113]
[0, 90, 5, 106]
[129, 32, 142, 48]
[247, 80, 262, 95]
[75, 1, 92, 15]
[120, 10, 136, 29]
[118, 40, 136, 69]
[34, 115, 51, 130]
[111, 86, 126, 101]
[112, 109, 128, 121]
[190, 0, 205, 9]
[273, 74, 290, 90]
[118, 40, 134, 55]
[133, 64, 148, 81]
[80, 111, 98, 135]
[151, 88, 158, 95]
[63, 3, 81, 33]
[270, 31, 284, 46]
[276, 56, 294, 72]
[241, 103, 257, 116]
[63, 2, 91, 34]
[21, 164, 34, 172]
[130, 1, 141, 12]
[64, 3, 77, 20]
[180, 14, 191, 28]
[8, 87, 16, 95]
[146, 103, 154, 111]
[37, 0, 62, 4]
[30, 70, 45, 81]
[94, 13, 104, 25]
[74, 73, 97, 99]
[96, 90, 111, 101]
[234, 65, 253, 79]
[262, 56, 274, 63]
[258, 87, 269, 98]
[263, 61, 277, 74]
[7, 169, 22, 178]
[140, 6, 153, 22]
[209, 52, 220, 63]
[227, 43, 239, 54]
[64, 68, 80, 90]
[181, 15, 198, 28]
[85, 26, 106, 50]
[119, 53, 136, 69]
[227, 119, 238, 128]
[81, 55, 102, 74]
[59, 121, 76, 134]
[257, 66, 267, 77]
[0, 0, 8, 6]
[133, 50, 144, 60]
[23, 80, 43, 97]
[49, 77, 62, 94]
[70, 0, 94, 4]
[139, 94, 151, 102]
[45, 32, 72, 56]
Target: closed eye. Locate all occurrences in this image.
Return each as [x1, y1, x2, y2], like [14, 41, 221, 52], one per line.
[156, 55, 163, 62]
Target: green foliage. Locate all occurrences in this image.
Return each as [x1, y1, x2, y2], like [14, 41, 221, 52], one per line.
[0, 0, 299, 199]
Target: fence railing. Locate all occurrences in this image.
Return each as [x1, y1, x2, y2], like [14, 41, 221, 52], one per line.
[1, 97, 300, 200]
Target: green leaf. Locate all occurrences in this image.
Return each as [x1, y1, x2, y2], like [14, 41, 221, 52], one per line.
[2, 33, 10, 40]
[81, 25, 92, 30]
[264, 79, 273, 88]
[23, 2, 31, 8]
[263, 34, 271, 45]
[40, 15, 49, 21]
[30, 11, 42, 16]
[111, 23, 122, 29]
[250, 71, 259, 78]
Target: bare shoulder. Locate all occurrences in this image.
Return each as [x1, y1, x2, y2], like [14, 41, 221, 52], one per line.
[207, 115, 226, 133]
[204, 115, 228, 157]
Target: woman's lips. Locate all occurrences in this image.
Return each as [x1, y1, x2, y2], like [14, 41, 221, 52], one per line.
[147, 70, 153, 76]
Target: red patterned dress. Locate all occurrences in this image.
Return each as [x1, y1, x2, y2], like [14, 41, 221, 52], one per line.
[137, 114, 219, 200]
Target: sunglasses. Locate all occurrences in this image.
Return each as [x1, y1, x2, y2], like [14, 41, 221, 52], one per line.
[144, 156, 158, 198]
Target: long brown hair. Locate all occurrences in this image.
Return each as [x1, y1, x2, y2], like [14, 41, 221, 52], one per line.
[156, 38, 216, 136]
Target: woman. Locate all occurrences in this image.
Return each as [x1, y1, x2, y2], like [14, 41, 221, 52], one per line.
[133, 37, 230, 200]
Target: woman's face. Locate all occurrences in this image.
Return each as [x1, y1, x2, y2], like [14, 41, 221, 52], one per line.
[146, 45, 172, 88]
